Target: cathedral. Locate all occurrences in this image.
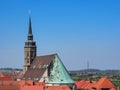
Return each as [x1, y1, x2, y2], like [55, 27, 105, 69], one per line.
[22, 17, 74, 85]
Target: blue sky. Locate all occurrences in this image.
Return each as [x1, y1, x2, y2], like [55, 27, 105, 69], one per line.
[0, 0, 120, 70]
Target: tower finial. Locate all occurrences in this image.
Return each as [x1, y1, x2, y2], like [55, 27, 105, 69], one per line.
[28, 16, 32, 35]
[28, 10, 32, 35]
[27, 10, 33, 41]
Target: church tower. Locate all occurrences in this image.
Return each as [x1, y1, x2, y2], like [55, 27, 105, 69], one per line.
[24, 17, 37, 73]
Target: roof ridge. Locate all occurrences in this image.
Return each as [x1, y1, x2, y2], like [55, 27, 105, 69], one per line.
[36, 53, 57, 57]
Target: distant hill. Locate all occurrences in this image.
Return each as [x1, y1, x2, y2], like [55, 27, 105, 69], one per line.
[0, 68, 120, 74]
[0, 68, 22, 72]
[69, 69, 120, 74]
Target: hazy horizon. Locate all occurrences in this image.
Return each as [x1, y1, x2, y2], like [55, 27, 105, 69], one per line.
[0, 0, 120, 70]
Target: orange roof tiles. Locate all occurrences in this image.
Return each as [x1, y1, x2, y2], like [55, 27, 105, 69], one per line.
[0, 77, 117, 90]
[0, 81, 20, 90]
[75, 77, 117, 90]
[0, 72, 4, 77]
[75, 80, 97, 89]
[84, 81, 97, 90]
[20, 80, 71, 90]
[0, 71, 22, 80]
[45, 85, 71, 90]
[0, 77, 12, 81]
[96, 77, 116, 90]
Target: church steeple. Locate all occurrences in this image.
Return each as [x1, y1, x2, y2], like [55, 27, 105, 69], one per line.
[25, 16, 36, 47]
[28, 17, 33, 41]
[24, 16, 37, 73]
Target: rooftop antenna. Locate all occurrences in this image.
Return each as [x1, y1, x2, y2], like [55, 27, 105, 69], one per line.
[87, 61, 91, 82]
[87, 61, 89, 70]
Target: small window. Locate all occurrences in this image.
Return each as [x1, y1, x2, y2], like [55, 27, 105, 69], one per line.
[28, 78, 31, 80]
[61, 79, 63, 81]
[101, 88, 109, 90]
[42, 65, 48, 69]
[34, 78, 39, 81]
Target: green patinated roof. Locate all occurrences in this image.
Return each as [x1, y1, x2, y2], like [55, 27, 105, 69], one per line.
[23, 54, 74, 84]
[48, 54, 74, 84]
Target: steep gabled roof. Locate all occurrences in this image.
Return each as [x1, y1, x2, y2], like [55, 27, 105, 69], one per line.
[30, 54, 55, 69]
[48, 54, 74, 84]
[84, 81, 97, 90]
[96, 77, 116, 89]
[75, 78, 116, 90]
[22, 69, 46, 80]
[22, 54, 56, 81]
[75, 80, 86, 89]
[23, 54, 74, 84]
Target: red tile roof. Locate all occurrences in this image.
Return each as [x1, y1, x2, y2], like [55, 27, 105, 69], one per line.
[45, 85, 71, 90]
[0, 72, 4, 77]
[0, 81, 20, 90]
[75, 80, 91, 89]
[75, 77, 116, 90]
[96, 77, 116, 90]
[0, 71, 22, 80]
[84, 81, 97, 90]
[0, 77, 12, 81]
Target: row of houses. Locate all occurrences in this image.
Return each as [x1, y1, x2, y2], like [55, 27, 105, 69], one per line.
[0, 73, 117, 90]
